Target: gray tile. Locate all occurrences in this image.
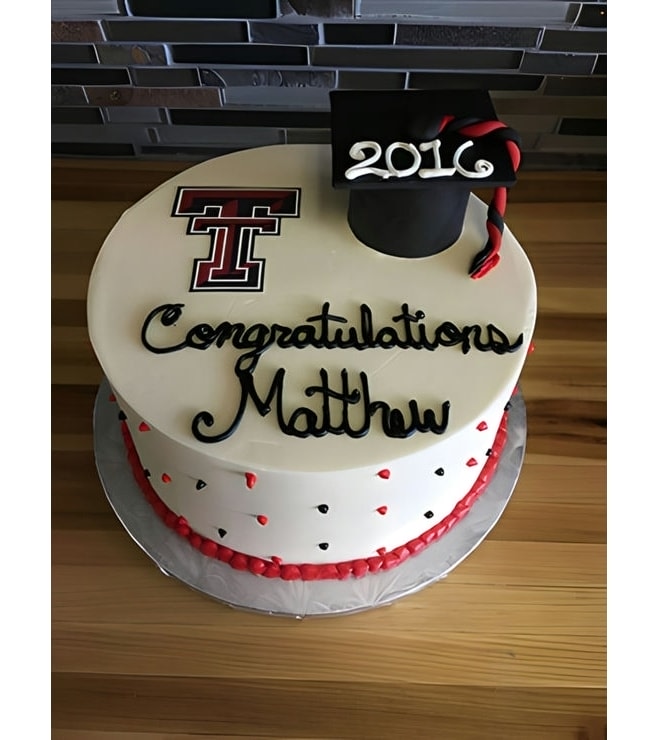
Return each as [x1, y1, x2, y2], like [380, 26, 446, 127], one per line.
[103, 20, 247, 42]
[543, 75, 607, 96]
[85, 86, 221, 107]
[156, 124, 284, 146]
[200, 68, 335, 88]
[338, 70, 406, 88]
[312, 46, 523, 69]
[493, 94, 606, 117]
[52, 21, 103, 43]
[51, 44, 98, 64]
[223, 86, 331, 108]
[520, 51, 596, 75]
[279, 0, 354, 17]
[358, 1, 575, 24]
[498, 114, 559, 134]
[51, 85, 88, 106]
[52, 122, 152, 143]
[96, 43, 166, 65]
[104, 106, 167, 123]
[540, 29, 606, 53]
[131, 67, 201, 86]
[52, 1, 121, 17]
[249, 22, 319, 44]
[396, 24, 541, 48]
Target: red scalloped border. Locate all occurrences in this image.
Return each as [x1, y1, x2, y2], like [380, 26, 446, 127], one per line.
[120, 412, 508, 580]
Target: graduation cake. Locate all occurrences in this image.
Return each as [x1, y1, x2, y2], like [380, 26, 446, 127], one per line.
[87, 90, 537, 581]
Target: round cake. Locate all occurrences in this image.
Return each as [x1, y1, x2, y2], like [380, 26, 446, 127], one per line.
[87, 143, 536, 580]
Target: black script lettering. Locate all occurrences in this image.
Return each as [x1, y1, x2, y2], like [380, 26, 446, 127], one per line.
[193, 364, 451, 442]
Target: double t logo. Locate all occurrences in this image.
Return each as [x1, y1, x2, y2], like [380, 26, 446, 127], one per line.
[172, 187, 301, 292]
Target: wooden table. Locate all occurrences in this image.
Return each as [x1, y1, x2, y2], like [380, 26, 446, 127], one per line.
[52, 160, 606, 739]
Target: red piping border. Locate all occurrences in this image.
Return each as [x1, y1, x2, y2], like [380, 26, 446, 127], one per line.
[120, 413, 508, 581]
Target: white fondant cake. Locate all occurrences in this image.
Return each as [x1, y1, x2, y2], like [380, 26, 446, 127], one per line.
[87, 144, 536, 579]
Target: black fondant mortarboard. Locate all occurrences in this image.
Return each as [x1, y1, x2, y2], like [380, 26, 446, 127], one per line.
[329, 90, 521, 278]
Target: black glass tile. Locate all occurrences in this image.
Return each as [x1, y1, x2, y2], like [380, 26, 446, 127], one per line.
[520, 52, 596, 75]
[52, 142, 136, 156]
[126, 0, 277, 18]
[540, 29, 606, 54]
[51, 86, 88, 106]
[558, 117, 607, 136]
[52, 67, 130, 85]
[51, 44, 98, 64]
[52, 107, 104, 124]
[250, 22, 319, 44]
[104, 20, 247, 42]
[409, 72, 543, 92]
[396, 24, 541, 48]
[170, 109, 331, 127]
[324, 23, 394, 45]
[576, 3, 607, 28]
[593, 55, 606, 75]
[171, 44, 308, 65]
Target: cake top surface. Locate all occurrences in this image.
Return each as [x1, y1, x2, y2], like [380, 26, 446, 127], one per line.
[87, 144, 536, 473]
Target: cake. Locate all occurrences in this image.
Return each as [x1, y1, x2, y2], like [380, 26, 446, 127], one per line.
[87, 91, 536, 582]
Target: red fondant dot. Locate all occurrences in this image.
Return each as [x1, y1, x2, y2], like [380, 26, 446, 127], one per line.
[217, 545, 233, 563]
[271, 555, 282, 566]
[376, 505, 388, 515]
[108, 393, 116, 402]
[245, 472, 257, 489]
[477, 421, 488, 431]
[466, 457, 478, 467]
[164, 511, 177, 528]
[138, 421, 150, 432]
[161, 473, 172, 483]
[528, 341, 536, 354]
[377, 547, 387, 557]
[377, 468, 391, 479]
[256, 514, 268, 526]
[262, 564, 281, 578]
[281, 564, 302, 580]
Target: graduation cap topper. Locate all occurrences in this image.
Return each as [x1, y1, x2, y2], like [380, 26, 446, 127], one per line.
[329, 90, 522, 279]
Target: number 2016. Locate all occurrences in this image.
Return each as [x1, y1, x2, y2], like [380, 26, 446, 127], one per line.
[345, 139, 494, 181]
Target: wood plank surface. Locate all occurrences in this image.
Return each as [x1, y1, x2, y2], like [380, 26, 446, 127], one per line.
[51, 160, 607, 739]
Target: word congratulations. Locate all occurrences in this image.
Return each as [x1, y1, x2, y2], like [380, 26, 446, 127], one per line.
[345, 138, 494, 181]
[141, 302, 523, 442]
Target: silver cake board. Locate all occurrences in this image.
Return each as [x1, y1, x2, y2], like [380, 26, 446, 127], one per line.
[93, 378, 526, 618]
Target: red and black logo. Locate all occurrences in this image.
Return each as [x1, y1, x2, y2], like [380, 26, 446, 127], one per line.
[172, 188, 301, 292]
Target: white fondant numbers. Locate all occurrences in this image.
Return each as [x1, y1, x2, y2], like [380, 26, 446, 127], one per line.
[345, 138, 494, 181]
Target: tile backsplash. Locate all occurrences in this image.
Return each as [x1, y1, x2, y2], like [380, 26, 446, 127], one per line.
[51, 0, 607, 169]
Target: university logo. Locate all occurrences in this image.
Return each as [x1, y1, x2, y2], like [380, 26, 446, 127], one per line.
[172, 188, 301, 292]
